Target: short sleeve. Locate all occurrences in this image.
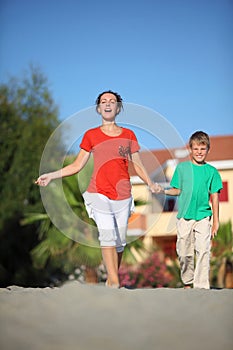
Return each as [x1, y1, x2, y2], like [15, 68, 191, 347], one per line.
[79, 130, 92, 152]
[129, 130, 140, 154]
[170, 165, 181, 189]
[210, 169, 223, 194]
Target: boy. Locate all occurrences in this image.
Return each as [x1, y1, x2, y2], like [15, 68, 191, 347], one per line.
[155, 131, 222, 289]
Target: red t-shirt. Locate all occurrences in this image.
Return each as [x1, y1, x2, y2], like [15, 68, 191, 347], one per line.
[80, 127, 140, 200]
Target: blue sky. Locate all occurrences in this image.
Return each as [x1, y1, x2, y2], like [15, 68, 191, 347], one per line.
[1, 0, 232, 149]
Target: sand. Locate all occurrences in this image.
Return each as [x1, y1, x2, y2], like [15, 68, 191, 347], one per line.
[0, 282, 232, 350]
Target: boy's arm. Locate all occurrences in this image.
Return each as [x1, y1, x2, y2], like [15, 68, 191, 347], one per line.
[211, 192, 220, 238]
[153, 163, 181, 196]
[165, 187, 181, 196]
[154, 183, 181, 196]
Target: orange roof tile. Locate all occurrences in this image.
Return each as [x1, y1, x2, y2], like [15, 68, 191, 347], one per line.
[130, 134, 233, 176]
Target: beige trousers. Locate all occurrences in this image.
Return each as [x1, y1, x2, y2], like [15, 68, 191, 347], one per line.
[176, 217, 212, 289]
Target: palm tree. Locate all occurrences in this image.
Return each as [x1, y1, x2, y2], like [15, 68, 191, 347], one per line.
[22, 156, 147, 285]
[22, 156, 102, 285]
[210, 221, 233, 288]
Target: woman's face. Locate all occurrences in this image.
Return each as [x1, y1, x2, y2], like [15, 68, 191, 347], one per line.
[97, 93, 119, 120]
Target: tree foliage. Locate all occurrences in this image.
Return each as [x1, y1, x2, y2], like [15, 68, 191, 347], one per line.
[210, 221, 233, 288]
[0, 66, 61, 286]
[22, 157, 103, 285]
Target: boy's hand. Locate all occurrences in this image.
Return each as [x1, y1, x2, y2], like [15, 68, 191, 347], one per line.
[211, 222, 219, 238]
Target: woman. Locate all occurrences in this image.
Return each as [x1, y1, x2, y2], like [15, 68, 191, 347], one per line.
[36, 90, 155, 287]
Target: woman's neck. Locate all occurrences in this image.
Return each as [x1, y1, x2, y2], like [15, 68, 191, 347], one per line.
[101, 121, 116, 128]
[100, 122, 122, 136]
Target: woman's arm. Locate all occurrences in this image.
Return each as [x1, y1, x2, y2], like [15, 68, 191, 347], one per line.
[35, 149, 90, 187]
[131, 152, 155, 191]
[131, 152, 181, 195]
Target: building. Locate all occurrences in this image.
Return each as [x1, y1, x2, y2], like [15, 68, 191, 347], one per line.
[127, 135, 233, 257]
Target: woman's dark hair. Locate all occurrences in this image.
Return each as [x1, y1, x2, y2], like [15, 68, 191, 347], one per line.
[95, 90, 123, 114]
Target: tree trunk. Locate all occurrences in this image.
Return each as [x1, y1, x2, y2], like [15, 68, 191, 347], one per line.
[217, 257, 226, 288]
[85, 267, 98, 284]
[225, 260, 233, 289]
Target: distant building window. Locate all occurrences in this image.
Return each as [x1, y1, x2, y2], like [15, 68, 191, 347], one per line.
[219, 181, 228, 202]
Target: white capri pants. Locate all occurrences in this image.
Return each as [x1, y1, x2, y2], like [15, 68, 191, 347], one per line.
[83, 191, 134, 252]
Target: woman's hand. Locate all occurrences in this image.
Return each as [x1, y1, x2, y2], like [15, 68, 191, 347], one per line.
[35, 174, 52, 187]
[35, 149, 90, 187]
[149, 183, 164, 193]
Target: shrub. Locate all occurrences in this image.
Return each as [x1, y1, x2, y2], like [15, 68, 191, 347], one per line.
[119, 251, 173, 288]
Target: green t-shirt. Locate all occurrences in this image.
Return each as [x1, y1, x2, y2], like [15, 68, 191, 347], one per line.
[170, 161, 222, 220]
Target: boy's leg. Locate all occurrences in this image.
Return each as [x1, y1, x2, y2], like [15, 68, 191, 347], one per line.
[176, 218, 195, 287]
[193, 217, 211, 289]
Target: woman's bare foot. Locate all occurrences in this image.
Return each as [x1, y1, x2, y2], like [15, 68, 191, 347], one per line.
[105, 280, 120, 288]
[184, 284, 192, 289]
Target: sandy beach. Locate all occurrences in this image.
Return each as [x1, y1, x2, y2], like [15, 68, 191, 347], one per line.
[0, 282, 232, 350]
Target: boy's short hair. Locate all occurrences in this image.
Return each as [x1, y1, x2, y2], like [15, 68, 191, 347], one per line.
[189, 131, 210, 150]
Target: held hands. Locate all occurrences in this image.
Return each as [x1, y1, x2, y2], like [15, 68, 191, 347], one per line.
[149, 182, 165, 194]
[35, 174, 52, 187]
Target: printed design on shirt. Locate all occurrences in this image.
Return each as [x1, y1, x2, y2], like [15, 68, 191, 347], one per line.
[118, 145, 131, 159]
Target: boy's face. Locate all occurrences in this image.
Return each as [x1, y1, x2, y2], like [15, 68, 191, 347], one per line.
[189, 141, 209, 165]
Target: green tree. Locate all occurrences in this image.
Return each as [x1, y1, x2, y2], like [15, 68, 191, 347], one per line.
[0, 66, 61, 286]
[21, 156, 103, 285]
[210, 221, 233, 288]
